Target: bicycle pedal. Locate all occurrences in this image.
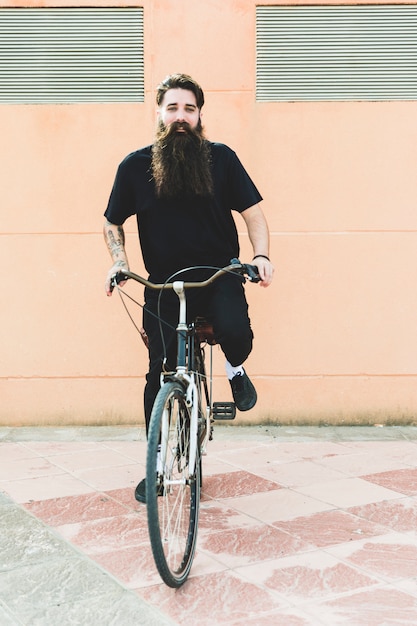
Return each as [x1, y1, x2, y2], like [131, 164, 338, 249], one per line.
[212, 402, 236, 420]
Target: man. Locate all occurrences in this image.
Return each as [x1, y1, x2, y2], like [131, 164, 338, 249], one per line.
[104, 73, 274, 502]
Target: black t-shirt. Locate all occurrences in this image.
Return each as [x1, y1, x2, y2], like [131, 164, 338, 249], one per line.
[104, 142, 262, 282]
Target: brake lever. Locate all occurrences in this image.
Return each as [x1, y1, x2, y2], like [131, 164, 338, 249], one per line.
[110, 271, 130, 293]
[244, 263, 261, 283]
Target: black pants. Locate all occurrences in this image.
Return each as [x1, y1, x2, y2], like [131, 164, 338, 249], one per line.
[142, 274, 253, 431]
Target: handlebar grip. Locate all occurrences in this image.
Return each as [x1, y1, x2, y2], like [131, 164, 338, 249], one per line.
[229, 258, 261, 283]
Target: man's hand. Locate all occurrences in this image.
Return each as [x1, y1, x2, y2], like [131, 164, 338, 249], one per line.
[105, 261, 129, 296]
[253, 257, 274, 287]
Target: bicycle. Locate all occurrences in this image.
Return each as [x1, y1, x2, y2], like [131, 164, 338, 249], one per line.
[111, 259, 260, 587]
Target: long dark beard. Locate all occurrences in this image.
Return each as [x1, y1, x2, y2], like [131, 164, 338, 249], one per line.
[151, 120, 214, 199]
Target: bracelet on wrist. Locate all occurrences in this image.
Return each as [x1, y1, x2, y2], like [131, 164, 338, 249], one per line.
[253, 254, 270, 262]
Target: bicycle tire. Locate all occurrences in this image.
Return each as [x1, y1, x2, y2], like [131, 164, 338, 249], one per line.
[146, 380, 200, 588]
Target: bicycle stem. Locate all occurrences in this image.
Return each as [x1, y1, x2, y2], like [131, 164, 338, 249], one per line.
[172, 280, 199, 475]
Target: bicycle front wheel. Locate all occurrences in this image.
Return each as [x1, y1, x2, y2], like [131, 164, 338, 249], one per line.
[146, 380, 200, 588]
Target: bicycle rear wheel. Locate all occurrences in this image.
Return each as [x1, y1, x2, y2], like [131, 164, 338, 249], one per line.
[146, 380, 200, 588]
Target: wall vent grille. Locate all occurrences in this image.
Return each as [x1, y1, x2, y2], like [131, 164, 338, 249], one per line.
[0, 7, 144, 103]
[257, 5, 417, 101]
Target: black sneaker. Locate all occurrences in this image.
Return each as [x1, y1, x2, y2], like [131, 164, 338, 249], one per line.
[134, 478, 146, 503]
[134, 477, 164, 503]
[229, 370, 257, 411]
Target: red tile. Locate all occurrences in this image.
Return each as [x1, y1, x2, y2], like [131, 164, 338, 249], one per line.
[309, 587, 417, 625]
[56, 512, 149, 554]
[362, 468, 417, 496]
[273, 509, 386, 548]
[199, 524, 306, 564]
[264, 561, 377, 599]
[343, 541, 417, 580]
[349, 498, 417, 533]
[201, 470, 281, 500]
[138, 571, 286, 625]
[226, 613, 310, 626]
[24, 492, 129, 525]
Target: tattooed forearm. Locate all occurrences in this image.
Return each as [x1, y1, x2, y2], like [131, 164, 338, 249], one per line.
[106, 228, 124, 254]
[103, 220, 129, 294]
[103, 220, 129, 266]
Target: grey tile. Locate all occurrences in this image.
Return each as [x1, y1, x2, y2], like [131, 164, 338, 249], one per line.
[0, 429, 12, 442]
[0, 602, 21, 625]
[0, 559, 119, 617]
[0, 557, 173, 625]
[0, 427, 143, 443]
[3, 425, 417, 444]
[0, 506, 75, 571]
[27, 590, 173, 626]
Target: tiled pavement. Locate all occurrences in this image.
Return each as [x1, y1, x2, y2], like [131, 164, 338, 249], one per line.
[2, 425, 417, 625]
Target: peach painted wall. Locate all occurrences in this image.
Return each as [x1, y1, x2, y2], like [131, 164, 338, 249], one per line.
[2, 0, 417, 426]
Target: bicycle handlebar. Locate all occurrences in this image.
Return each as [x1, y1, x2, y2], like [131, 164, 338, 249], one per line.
[110, 258, 260, 293]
